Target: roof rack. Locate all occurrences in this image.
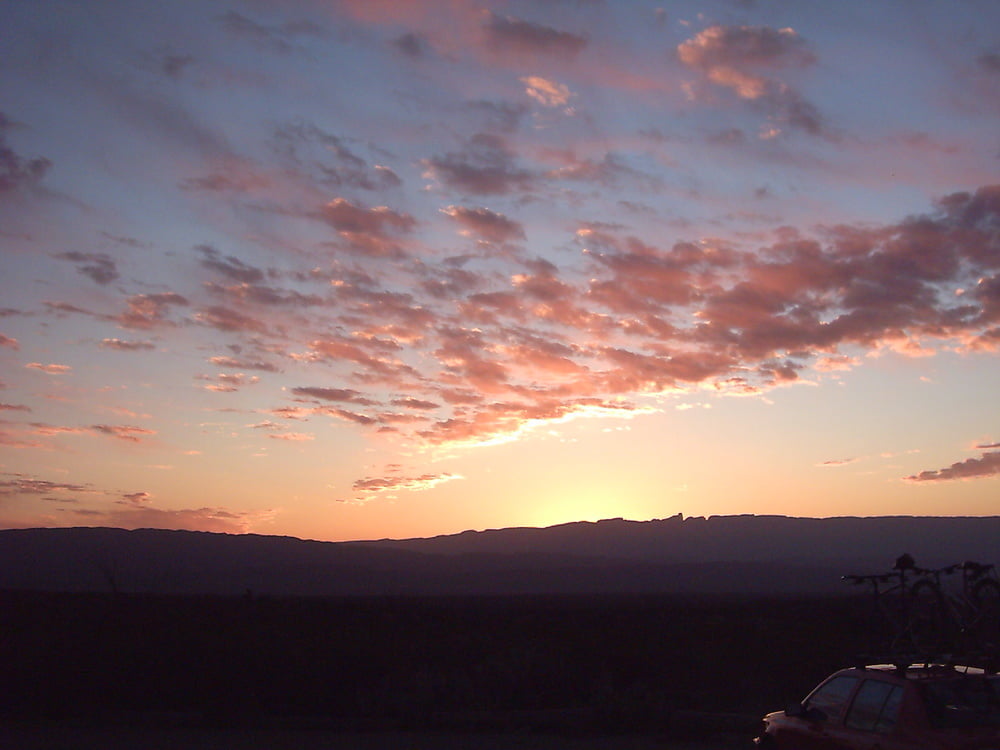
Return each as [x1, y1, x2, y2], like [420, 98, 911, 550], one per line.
[853, 652, 999, 675]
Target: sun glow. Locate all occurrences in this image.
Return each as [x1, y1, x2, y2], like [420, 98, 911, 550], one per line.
[526, 485, 647, 530]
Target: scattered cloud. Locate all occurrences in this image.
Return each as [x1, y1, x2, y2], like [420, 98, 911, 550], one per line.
[101, 338, 155, 351]
[346, 470, 462, 502]
[818, 457, 858, 467]
[678, 25, 826, 136]
[209, 355, 280, 372]
[442, 205, 525, 243]
[117, 293, 189, 330]
[90, 424, 156, 442]
[92, 505, 263, 534]
[217, 10, 326, 56]
[195, 245, 265, 283]
[194, 305, 268, 334]
[319, 198, 416, 256]
[53, 251, 119, 285]
[0, 112, 52, 192]
[521, 76, 573, 108]
[0, 474, 92, 496]
[3, 3, 999, 534]
[904, 451, 1000, 482]
[483, 13, 587, 60]
[120, 491, 152, 504]
[26, 362, 71, 375]
[422, 134, 536, 195]
[291, 386, 376, 406]
[198, 373, 261, 392]
[267, 432, 314, 441]
[391, 32, 427, 58]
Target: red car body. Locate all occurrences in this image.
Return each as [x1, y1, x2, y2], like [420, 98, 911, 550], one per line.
[755, 663, 1000, 750]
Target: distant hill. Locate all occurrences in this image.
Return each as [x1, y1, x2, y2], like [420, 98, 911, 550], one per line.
[1, 515, 998, 596]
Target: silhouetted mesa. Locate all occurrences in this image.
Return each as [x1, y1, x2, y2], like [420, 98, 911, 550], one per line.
[2, 514, 997, 596]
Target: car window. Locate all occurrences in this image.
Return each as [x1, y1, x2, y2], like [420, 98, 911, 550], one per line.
[922, 675, 1000, 729]
[845, 679, 902, 733]
[806, 675, 859, 722]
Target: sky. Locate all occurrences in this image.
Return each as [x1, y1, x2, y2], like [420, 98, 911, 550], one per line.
[1, 0, 999, 543]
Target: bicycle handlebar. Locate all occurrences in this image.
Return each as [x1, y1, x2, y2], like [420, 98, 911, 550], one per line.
[843, 561, 993, 586]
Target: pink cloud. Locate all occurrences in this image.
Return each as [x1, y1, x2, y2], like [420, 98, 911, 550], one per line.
[198, 372, 261, 392]
[267, 432, 314, 441]
[442, 205, 525, 243]
[209, 355, 280, 372]
[26, 362, 72, 375]
[818, 458, 859, 467]
[306, 337, 419, 382]
[0, 470, 270, 534]
[0, 475, 92, 496]
[117, 292, 189, 330]
[319, 198, 416, 256]
[120, 491, 152, 504]
[100, 338, 155, 351]
[677, 25, 825, 136]
[904, 451, 1000, 482]
[422, 134, 535, 195]
[28, 423, 89, 438]
[97, 505, 260, 534]
[195, 245, 265, 283]
[52, 251, 119, 285]
[482, 13, 586, 60]
[390, 397, 441, 411]
[194, 305, 268, 334]
[347, 470, 462, 501]
[0, 333, 20, 350]
[291, 386, 375, 405]
[271, 121, 402, 193]
[86, 181, 991, 454]
[677, 25, 816, 98]
[90, 424, 156, 442]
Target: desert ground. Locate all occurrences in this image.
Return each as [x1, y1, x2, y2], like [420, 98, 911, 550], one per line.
[0, 590, 866, 749]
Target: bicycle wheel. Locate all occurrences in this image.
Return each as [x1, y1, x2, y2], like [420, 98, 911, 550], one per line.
[908, 579, 947, 656]
[971, 577, 1000, 651]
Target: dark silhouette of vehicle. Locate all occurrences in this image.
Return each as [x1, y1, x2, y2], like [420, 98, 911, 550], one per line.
[754, 662, 1000, 749]
[755, 555, 1000, 748]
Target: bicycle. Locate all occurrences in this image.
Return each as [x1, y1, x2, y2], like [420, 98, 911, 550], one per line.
[921, 561, 1000, 656]
[842, 554, 947, 662]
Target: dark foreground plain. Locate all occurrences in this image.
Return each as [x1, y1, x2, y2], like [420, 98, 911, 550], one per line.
[0, 590, 866, 748]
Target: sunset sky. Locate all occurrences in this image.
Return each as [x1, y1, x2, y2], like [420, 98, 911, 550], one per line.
[2, 1, 999, 543]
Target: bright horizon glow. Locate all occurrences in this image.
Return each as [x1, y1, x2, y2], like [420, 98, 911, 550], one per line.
[1, 1, 998, 543]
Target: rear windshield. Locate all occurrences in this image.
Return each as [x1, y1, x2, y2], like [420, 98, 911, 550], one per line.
[921, 675, 1000, 729]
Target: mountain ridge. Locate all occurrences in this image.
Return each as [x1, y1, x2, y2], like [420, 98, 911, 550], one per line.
[2, 514, 998, 596]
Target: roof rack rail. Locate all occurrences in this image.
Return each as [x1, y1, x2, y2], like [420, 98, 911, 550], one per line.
[852, 651, 999, 674]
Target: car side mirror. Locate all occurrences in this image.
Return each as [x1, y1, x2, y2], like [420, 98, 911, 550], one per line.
[786, 703, 826, 722]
